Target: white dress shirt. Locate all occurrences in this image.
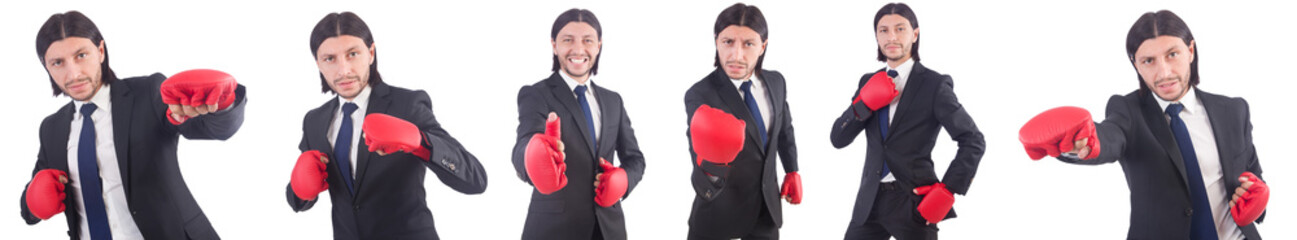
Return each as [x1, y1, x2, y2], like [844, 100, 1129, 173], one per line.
[561, 71, 601, 142]
[66, 85, 144, 240]
[730, 74, 774, 141]
[328, 86, 372, 176]
[1154, 88, 1244, 240]
[880, 59, 915, 182]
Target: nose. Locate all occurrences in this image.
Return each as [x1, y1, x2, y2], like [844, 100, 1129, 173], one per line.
[337, 59, 353, 78]
[1154, 59, 1172, 80]
[64, 62, 82, 82]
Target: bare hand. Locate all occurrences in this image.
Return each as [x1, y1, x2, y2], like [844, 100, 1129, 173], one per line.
[168, 104, 218, 123]
[1229, 176, 1255, 208]
[594, 173, 602, 188]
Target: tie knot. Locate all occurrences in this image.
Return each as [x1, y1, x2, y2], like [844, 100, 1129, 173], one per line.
[574, 85, 588, 96]
[80, 103, 98, 117]
[887, 70, 899, 78]
[342, 102, 359, 115]
[740, 81, 753, 91]
[1165, 103, 1185, 117]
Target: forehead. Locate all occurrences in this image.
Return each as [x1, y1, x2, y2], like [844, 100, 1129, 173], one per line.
[44, 37, 96, 58]
[316, 35, 367, 54]
[1135, 35, 1188, 57]
[717, 25, 761, 39]
[876, 14, 911, 28]
[557, 22, 598, 37]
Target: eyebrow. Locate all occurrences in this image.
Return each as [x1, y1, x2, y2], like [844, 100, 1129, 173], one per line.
[47, 46, 92, 63]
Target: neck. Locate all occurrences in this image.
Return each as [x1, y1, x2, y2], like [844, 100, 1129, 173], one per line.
[563, 70, 590, 84]
[886, 56, 910, 69]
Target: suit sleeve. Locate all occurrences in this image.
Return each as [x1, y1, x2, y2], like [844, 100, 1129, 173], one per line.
[1059, 95, 1129, 165]
[286, 121, 318, 212]
[830, 74, 874, 149]
[19, 136, 52, 224]
[777, 97, 798, 173]
[1239, 98, 1266, 223]
[684, 87, 727, 201]
[512, 86, 550, 184]
[175, 81, 248, 141]
[613, 99, 647, 199]
[932, 76, 985, 195]
[411, 91, 487, 194]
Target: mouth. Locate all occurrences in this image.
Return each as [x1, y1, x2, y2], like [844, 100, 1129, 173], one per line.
[335, 80, 357, 89]
[64, 79, 90, 92]
[725, 64, 746, 72]
[567, 56, 589, 65]
[1155, 80, 1179, 92]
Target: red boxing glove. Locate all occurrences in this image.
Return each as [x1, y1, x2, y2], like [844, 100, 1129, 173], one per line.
[1019, 106, 1100, 160]
[594, 158, 628, 208]
[1231, 172, 1268, 226]
[690, 104, 746, 166]
[526, 113, 567, 194]
[26, 169, 68, 220]
[853, 71, 898, 111]
[914, 183, 955, 225]
[780, 171, 803, 204]
[362, 113, 431, 161]
[290, 150, 329, 201]
[160, 69, 238, 125]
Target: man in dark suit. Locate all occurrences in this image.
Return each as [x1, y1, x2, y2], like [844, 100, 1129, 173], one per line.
[19, 11, 245, 239]
[511, 9, 646, 240]
[283, 12, 488, 239]
[830, 3, 985, 239]
[1021, 10, 1268, 239]
[683, 4, 802, 240]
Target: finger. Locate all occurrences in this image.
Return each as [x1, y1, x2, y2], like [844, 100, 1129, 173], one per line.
[194, 103, 211, 115]
[1240, 180, 1253, 190]
[206, 104, 218, 113]
[58, 175, 69, 184]
[181, 105, 200, 117]
[377, 150, 388, 156]
[557, 140, 565, 152]
[168, 104, 184, 117]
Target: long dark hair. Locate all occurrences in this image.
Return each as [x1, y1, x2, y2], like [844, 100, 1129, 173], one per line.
[713, 3, 768, 71]
[873, 3, 920, 62]
[1126, 10, 1199, 95]
[36, 10, 118, 96]
[310, 12, 383, 93]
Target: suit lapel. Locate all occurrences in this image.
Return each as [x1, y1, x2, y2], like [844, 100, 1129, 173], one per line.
[758, 70, 782, 154]
[1140, 93, 1191, 191]
[354, 84, 391, 192]
[310, 100, 338, 155]
[593, 83, 616, 159]
[1198, 89, 1237, 177]
[110, 81, 135, 193]
[50, 104, 75, 172]
[887, 63, 926, 142]
[546, 73, 596, 156]
[709, 69, 763, 151]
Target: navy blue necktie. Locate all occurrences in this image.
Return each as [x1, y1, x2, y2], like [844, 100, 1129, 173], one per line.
[878, 69, 899, 179]
[575, 85, 597, 151]
[740, 81, 767, 148]
[1166, 103, 1218, 240]
[336, 102, 359, 196]
[78, 103, 112, 240]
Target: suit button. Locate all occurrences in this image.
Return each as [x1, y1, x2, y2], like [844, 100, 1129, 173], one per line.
[354, 205, 360, 210]
[1185, 208, 1193, 216]
[705, 191, 712, 198]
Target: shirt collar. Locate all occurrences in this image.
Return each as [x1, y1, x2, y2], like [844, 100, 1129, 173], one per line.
[1154, 87, 1201, 115]
[560, 71, 595, 94]
[888, 58, 915, 80]
[73, 84, 112, 117]
[730, 72, 763, 89]
[337, 85, 372, 109]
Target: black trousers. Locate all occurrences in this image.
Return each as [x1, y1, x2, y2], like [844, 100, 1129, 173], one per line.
[688, 199, 779, 240]
[844, 182, 939, 240]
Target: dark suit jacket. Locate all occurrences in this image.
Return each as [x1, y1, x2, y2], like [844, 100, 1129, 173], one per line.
[1059, 88, 1264, 239]
[511, 72, 646, 240]
[829, 62, 985, 227]
[20, 73, 246, 239]
[683, 68, 799, 237]
[285, 83, 487, 240]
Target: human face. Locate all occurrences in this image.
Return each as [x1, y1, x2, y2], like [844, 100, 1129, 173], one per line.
[316, 35, 374, 100]
[1133, 36, 1195, 102]
[716, 25, 765, 80]
[43, 37, 105, 101]
[553, 22, 601, 83]
[876, 14, 918, 66]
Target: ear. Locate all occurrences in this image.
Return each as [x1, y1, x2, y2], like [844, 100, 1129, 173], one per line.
[96, 40, 106, 63]
[912, 27, 920, 43]
[1186, 40, 1195, 62]
[368, 42, 377, 65]
[759, 39, 768, 56]
[552, 39, 559, 56]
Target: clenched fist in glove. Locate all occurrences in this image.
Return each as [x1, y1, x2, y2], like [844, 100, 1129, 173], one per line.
[851, 70, 898, 118]
[780, 171, 803, 204]
[914, 183, 954, 225]
[160, 69, 238, 125]
[1019, 106, 1100, 160]
[291, 150, 329, 201]
[526, 112, 567, 194]
[690, 104, 746, 166]
[594, 158, 628, 208]
[362, 113, 431, 161]
[26, 169, 69, 220]
[1230, 172, 1269, 226]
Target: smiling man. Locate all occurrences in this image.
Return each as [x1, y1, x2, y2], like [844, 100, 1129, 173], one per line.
[1018, 10, 1269, 239]
[19, 10, 246, 239]
[511, 8, 646, 240]
[682, 3, 802, 240]
[284, 12, 487, 240]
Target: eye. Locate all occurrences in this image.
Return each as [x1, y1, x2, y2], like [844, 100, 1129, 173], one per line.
[897, 27, 906, 32]
[723, 39, 733, 45]
[563, 38, 572, 43]
[323, 56, 334, 62]
[1140, 58, 1153, 64]
[77, 53, 87, 58]
[50, 60, 62, 67]
[1168, 52, 1178, 58]
[744, 42, 754, 47]
[584, 39, 593, 44]
[349, 51, 359, 57]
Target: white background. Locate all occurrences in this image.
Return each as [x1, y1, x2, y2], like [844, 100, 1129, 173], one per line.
[2, 0, 1293, 239]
